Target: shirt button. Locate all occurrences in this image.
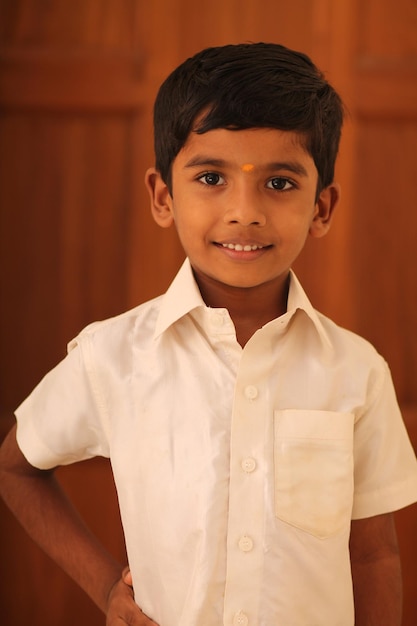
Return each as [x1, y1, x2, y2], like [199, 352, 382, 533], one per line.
[241, 457, 256, 473]
[238, 535, 254, 552]
[233, 611, 249, 626]
[244, 385, 258, 399]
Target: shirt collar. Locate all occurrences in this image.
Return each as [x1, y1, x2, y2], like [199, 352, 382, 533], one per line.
[154, 259, 206, 338]
[154, 257, 332, 349]
[286, 271, 332, 350]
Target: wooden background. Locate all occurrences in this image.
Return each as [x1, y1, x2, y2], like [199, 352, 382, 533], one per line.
[0, 0, 416, 624]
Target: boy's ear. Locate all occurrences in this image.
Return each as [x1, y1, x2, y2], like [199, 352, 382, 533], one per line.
[309, 183, 340, 239]
[145, 167, 175, 228]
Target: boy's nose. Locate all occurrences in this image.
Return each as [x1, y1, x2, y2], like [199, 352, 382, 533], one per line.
[223, 186, 267, 226]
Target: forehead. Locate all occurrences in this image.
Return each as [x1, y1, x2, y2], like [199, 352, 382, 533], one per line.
[175, 127, 316, 173]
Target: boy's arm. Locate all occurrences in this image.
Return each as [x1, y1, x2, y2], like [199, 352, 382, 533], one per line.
[350, 512, 402, 626]
[0, 424, 156, 625]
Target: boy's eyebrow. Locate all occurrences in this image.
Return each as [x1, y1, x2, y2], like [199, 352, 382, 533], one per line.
[184, 156, 228, 169]
[183, 155, 309, 176]
[266, 161, 309, 177]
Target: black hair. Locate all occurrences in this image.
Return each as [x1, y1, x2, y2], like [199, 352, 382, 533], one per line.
[153, 42, 344, 192]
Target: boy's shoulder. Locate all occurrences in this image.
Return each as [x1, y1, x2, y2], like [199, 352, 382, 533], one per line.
[67, 294, 164, 352]
[314, 307, 387, 370]
[288, 271, 385, 369]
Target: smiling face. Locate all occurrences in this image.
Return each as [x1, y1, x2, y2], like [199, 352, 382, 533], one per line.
[146, 127, 339, 309]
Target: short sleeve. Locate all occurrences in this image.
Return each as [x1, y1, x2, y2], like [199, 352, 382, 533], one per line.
[15, 337, 110, 469]
[352, 360, 417, 518]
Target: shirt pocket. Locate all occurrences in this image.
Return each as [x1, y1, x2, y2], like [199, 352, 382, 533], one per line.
[274, 409, 354, 539]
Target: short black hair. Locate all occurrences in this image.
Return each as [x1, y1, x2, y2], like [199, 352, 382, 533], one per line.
[153, 42, 344, 192]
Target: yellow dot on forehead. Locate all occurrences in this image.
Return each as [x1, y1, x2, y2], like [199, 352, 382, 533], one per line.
[241, 163, 255, 172]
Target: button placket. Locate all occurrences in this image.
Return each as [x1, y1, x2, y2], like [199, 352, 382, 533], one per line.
[224, 335, 272, 626]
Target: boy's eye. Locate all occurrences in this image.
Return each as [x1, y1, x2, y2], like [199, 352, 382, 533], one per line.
[198, 172, 225, 186]
[267, 177, 293, 191]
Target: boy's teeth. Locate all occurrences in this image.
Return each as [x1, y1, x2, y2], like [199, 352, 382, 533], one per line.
[222, 243, 263, 251]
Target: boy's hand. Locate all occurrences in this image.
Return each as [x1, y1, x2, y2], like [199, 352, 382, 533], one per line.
[106, 567, 159, 625]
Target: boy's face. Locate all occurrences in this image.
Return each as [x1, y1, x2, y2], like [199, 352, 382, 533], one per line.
[146, 127, 339, 298]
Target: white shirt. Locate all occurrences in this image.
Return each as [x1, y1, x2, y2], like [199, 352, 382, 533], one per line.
[16, 259, 417, 626]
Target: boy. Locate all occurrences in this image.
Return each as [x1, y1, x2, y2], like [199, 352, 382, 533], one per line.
[1, 42, 417, 626]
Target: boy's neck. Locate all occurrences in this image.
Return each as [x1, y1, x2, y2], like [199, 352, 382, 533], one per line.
[193, 270, 290, 348]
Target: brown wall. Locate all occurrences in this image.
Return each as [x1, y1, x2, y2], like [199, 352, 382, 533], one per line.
[1, 1, 416, 624]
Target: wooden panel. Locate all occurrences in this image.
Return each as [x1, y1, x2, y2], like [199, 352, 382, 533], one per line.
[348, 0, 417, 407]
[349, 3, 417, 622]
[0, 0, 139, 47]
[356, 0, 417, 63]
[0, 112, 135, 409]
[0, 48, 145, 111]
[354, 0, 417, 118]
[351, 121, 417, 402]
[176, 0, 315, 55]
[356, 67, 417, 120]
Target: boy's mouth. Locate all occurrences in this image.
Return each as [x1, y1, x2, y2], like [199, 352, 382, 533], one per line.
[214, 240, 272, 253]
[220, 243, 266, 251]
